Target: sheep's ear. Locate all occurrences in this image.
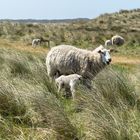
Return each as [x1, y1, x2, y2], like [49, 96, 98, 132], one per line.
[98, 50, 102, 53]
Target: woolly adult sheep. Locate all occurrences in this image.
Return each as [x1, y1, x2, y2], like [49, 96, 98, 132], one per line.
[55, 74, 82, 99]
[111, 35, 125, 46]
[46, 45, 112, 87]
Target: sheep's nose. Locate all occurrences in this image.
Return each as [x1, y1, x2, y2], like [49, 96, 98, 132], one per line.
[108, 58, 112, 62]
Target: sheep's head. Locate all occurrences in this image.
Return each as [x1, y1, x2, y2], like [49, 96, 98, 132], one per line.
[96, 46, 112, 65]
[93, 45, 112, 65]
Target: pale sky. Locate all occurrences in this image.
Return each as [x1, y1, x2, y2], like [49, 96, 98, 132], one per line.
[0, 0, 140, 19]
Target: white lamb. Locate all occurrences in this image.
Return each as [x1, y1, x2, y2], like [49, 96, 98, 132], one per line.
[46, 45, 112, 88]
[55, 74, 82, 99]
[105, 40, 112, 46]
[32, 39, 41, 47]
[32, 38, 50, 48]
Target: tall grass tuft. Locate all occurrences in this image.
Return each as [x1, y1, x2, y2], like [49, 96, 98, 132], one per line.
[0, 46, 139, 139]
[94, 68, 136, 107]
[74, 68, 140, 140]
[0, 47, 79, 139]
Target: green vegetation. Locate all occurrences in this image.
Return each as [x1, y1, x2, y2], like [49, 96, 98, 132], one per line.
[0, 9, 140, 51]
[0, 46, 139, 139]
[0, 9, 139, 139]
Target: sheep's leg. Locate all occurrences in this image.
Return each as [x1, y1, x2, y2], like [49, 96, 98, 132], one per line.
[57, 82, 65, 98]
[32, 42, 36, 47]
[71, 89, 75, 100]
[58, 84, 62, 92]
[70, 80, 76, 100]
[39, 41, 41, 46]
[64, 86, 73, 99]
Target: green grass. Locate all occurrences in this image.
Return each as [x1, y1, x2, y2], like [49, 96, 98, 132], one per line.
[0, 9, 140, 138]
[0, 9, 140, 51]
[0, 46, 139, 139]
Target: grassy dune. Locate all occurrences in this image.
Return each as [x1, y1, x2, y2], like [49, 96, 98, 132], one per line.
[0, 42, 139, 139]
[0, 9, 140, 140]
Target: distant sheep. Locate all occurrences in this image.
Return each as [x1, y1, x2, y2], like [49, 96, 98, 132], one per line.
[105, 40, 112, 46]
[46, 45, 112, 88]
[111, 35, 125, 46]
[32, 38, 50, 48]
[32, 39, 41, 47]
[55, 74, 82, 99]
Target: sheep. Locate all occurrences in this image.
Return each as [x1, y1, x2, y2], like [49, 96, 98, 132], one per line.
[41, 38, 50, 48]
[32, 38, 50, 48]
[46, 45, 112, 88]
[55, 74, 82, 99]
[105, 39, 112, 46]
[111, 35, 125, 46]
[32, 39, 41, 47]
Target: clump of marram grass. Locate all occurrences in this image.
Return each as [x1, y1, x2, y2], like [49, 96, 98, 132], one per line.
[0, 46, 140, 139]
[73, 68, 140, 140]
[0, 85, 26, 117]
[0, 47, 79, 139]
[94, 68, 136, 107]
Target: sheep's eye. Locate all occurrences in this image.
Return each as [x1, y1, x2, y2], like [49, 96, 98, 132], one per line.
[101, 52, 105, 55]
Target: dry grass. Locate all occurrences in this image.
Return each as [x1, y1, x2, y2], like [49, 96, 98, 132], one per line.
[0, 38, 140, 65]
[112, 56, 140, 64]
[0, 44, 139, 139]
[0, 38, 49, 55]
[0, 8, 139, 139]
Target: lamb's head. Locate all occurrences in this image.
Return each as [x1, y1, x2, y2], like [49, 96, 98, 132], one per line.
[77, 75, 82, 80]
[72, 74, 82, 81]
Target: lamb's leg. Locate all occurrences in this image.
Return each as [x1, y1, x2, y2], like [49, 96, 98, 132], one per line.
[38, 40, 41, 46]
[58, 84, 61, 92]
[55, 82, 64, 98]
[70, 80, 76, 100]
[71, 89, 75, 100]
[32, 42, 36, 47]
[64, 87, 71, 99]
